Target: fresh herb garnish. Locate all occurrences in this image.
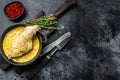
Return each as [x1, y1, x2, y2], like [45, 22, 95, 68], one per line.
[24, 14, 60, 30]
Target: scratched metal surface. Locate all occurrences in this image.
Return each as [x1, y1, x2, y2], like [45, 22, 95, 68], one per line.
[0, 0, 120, 80]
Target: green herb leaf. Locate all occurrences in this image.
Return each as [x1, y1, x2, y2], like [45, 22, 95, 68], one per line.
[24, 14, 58, 30]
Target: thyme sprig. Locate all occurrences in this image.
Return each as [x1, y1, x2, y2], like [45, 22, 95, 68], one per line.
[24, 14, 60, 30]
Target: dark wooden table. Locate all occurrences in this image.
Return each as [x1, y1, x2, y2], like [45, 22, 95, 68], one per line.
[0, 0, 120, 80]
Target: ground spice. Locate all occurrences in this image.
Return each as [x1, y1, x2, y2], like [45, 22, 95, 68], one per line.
[5, 2, 24, 19]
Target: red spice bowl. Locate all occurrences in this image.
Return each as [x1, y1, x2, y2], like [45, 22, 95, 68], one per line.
[4, 1, 25, 20]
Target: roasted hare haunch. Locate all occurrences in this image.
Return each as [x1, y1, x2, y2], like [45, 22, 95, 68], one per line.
[8, 14, 58, 59]
[8, 25, 40, 59]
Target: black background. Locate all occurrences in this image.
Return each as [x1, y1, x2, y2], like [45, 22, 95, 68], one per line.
[0, 0, 120, 80]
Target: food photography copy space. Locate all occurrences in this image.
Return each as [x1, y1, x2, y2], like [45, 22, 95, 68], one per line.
[0, 0, 120, 80]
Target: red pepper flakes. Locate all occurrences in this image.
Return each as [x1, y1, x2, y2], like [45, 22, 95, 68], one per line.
[5, 2, 24, 19]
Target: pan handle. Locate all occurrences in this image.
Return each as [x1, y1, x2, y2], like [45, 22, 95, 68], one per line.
[37, 31, 48, 43]
[54, 0, 76, 17]
[31, 11, 48, 43]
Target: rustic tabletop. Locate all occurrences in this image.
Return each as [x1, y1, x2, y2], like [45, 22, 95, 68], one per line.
[0, 0, 120, 80]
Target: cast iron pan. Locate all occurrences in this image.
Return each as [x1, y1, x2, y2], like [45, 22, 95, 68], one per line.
[0, 24, 43, 66]
[0, 0, 76, 66]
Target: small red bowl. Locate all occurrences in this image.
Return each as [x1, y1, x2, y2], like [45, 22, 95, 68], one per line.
[4, 1, 25, 20]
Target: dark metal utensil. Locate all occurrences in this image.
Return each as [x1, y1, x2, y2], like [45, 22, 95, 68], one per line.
[25, 32, 71, 79]
[41, 32, 71, 57]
